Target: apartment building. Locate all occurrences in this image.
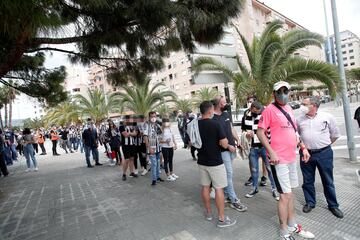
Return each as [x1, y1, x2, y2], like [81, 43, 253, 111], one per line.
[63, 67, 90, 97]
[150, 0, 325, 104]
[326, 30, 360, 69]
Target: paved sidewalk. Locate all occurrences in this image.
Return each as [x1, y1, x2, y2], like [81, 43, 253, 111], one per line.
[0, 148, 359, 240]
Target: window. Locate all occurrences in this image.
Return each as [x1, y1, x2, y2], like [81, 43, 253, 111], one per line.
[161, 77, 166, 82]
[341, 44, 346, 48]
[348, 43, 353, 47]
[168, 64, 172, 69]
[344, 63, 348, 67]
[189, 79, 194, 85]
[113, 87, 117, 91]
[169, 74, 173, 80]
[342, 51, 346, 54]
[73, 88, 80, 92]
[350, 62, 355, 66]
[343, 57, 347, 61]
[191, 91, 196, 97]
[350, 56, 354, 59]
[349, 49, 354, 53]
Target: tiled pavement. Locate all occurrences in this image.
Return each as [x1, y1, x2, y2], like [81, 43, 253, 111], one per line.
[0, 147, 360, 240]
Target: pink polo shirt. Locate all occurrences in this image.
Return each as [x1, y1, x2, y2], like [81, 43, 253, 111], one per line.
[258, 103, 297, 164]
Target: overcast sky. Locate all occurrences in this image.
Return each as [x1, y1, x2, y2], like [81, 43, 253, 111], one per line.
[262, 0, 360, 37]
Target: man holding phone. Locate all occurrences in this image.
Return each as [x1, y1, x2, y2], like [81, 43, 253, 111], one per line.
[257, 81, 314, 240]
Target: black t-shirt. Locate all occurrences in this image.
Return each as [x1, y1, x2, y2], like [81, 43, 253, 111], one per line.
[212, 112, 235, 151]
[197, 119, 226, 166]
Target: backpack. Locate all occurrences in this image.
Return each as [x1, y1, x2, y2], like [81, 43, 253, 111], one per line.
[186, 119, 202, 149]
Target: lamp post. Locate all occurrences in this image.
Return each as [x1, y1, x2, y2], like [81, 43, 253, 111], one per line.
[330, 0, 357, 161]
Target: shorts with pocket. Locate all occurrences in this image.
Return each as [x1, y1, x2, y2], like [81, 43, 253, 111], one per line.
[271, 161, 299, 194]
[198, 164, 227, 189]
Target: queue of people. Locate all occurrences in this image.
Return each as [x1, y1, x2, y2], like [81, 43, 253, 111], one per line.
[0, 80, 357, 239]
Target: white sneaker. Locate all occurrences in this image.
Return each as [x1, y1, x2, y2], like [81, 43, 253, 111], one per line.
[34, 167, 38, 172]
[166, 176, 176, 181]
[288, 224, 315, 239]
[134, 170, 139, 175]
[171, 174, 179, 179]
[25, 168, 31, 172]
[141, 169, 148, 176]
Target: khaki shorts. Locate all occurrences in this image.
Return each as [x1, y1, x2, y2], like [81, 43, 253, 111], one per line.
[198, 164, 227, 189]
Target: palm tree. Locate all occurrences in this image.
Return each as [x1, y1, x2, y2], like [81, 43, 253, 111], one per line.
[193, 87, 219, 107]
[156, 104, 171, 119]
[175, 99, 193, 113]
[193, 20, 340, 105]
[115, 77, 177, 116]
[73, 89, 122, 124]
[43, 101, 80, 127]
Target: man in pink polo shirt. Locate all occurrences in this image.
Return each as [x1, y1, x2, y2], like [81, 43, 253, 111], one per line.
[257, 81, 314, 240]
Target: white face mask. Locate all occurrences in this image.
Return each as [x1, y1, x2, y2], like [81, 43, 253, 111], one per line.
[300, 105, 310, 115]
[164, 122, 170, 127]
[150, 117, 156, 123]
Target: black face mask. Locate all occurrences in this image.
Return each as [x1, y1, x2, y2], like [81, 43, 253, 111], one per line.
[221, 104, 231, 112]
[251, 112, 258, 117]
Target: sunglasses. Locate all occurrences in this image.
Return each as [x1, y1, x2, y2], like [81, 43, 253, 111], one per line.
[276, 89, 289, 95]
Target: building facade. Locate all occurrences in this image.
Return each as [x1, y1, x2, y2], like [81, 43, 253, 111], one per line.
[326, 30, 360, 69]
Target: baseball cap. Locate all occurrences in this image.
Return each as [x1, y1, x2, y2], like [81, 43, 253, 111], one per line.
[273, 81, 291, 91]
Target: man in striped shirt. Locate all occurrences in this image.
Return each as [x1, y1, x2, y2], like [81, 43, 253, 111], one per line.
[242, 101, 279, 200]
[120, 115, 138, 181]
[143, 111, 164, 186]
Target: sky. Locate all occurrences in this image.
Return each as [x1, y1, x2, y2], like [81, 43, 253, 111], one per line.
[262, 0, 360, 37]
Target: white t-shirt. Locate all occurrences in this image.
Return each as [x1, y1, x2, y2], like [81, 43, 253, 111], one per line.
[161, 128, 174, 148]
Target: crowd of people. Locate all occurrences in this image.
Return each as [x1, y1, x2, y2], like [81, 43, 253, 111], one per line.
[1, 80, 359, 239]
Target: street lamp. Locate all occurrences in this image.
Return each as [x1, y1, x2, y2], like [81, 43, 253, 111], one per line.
[329, 0, 357, 161]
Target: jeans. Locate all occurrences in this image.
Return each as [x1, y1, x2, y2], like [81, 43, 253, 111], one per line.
[52, 140, 58, 155]
[24, 144, 37, 168]
[39, 143, 46, 154]
[84, 145, 99, 166]
[79, 140, 84, 153]
[300, 146, 339, 209]
[149, 152, 160, 181]
[71, 138, 78, 150]
[10, 144, 18, 161]
[221, 151, 239, 203]
[249, 147, 276, 190]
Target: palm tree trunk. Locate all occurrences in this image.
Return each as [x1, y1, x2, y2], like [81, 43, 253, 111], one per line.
[0, 111, 3, 129]
[4, 103, 8, 128]
[9, 100, 13, 128]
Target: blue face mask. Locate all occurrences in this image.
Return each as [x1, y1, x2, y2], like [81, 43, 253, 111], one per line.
[275, 92, 290, 105]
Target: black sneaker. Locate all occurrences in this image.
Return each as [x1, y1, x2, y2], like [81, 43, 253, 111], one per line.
[157, 178, 164, 182]
[244, 176, 253, 186]
[260, 176, 267, 186]
[95, 163, 103, 166]
[245, 188, 259, 198]
[122, 174, 126, 181]
[151, 180, 156, 186]
[129, 172, 138, 178]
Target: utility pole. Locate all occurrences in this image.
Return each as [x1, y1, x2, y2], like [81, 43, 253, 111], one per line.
[330, 0, 357, 161]
[323, 0, 333, 64]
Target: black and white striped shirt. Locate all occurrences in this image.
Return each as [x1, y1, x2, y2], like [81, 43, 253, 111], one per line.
[241, 109, 270, 148]
[120, 125, 135, 146]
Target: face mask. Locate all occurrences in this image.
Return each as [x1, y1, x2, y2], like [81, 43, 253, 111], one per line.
[221, 104, 231, 112]
[300, 105, 310, 115]
[275, 92, 289, 105]
[247, 102, 252, 108]
[164, 122, 170, 127]
[251, 112, 258, 117]
[150, 117, 156, 123]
